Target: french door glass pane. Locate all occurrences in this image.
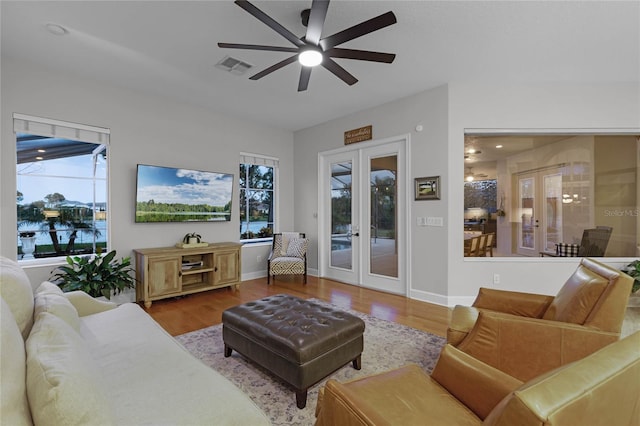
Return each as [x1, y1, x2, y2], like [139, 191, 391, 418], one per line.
[519, 177, 535, 249]
[370, 155, 398, 278]
[543, 174, 562, 252]
[331, 162, 352, 270]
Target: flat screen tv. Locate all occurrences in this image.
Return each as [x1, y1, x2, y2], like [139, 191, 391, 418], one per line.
[135, 164, 233, 223]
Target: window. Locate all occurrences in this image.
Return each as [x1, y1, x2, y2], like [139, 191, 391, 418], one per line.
[463, 132, 638, 257]
[15, 114, 109, 260]
[239, 153, 278, 242]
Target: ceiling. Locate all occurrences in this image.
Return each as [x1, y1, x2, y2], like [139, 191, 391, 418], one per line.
[2, 1, 638, 132]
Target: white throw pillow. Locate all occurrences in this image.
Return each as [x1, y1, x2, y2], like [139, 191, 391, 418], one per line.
[0, 256, 35, 338]
[0, 297, 33, 426]
[35, 281, 64, 296]
[26, 312, 116, 426]
[34, 293, 80, 332]
[286, 238, 309, 258]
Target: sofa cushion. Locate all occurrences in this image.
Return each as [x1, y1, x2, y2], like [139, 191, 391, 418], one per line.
[1, 297, 33, 426]
[431, 345, 523, 420]
[316, 364, 482, 426]
[26, 312, 115, 426]
[0, 256, 35, 338]
[35, 281, 64, 296]
[78, 303, 270, 425]
[542, 264, 609, 324]
[484, 332, 640, 426]
[34, 293, 80, 332]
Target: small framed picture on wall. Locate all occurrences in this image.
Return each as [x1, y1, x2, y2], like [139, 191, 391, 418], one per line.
[415, 176, 441, 200]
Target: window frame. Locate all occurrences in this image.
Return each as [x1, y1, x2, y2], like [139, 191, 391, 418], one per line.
[463, 128, 639, 260]
[239, 153, 279, 244]
[14, 114, 110, 264]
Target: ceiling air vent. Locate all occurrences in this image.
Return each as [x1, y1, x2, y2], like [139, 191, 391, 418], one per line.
[215, 56, 253, 76]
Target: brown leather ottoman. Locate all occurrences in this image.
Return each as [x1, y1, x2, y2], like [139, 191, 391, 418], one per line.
[222, 294, 365, 408]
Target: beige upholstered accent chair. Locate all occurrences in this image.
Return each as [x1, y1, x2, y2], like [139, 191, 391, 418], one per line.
[447, 257, 632, 381]
[267, 232, 308, 284]
[314, 331, 640, 426]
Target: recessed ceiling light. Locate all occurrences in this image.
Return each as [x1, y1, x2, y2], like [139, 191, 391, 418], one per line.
[495, 145, 503, 149]
[45, 23, 68, 36]
[37, 149, 46, 153]
[35, 156, 44, 161]
[467, 148, 476, 154]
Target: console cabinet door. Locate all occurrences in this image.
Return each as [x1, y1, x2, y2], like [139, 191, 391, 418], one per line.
[148, 256, 181, 297]
[213, 249, 240, 286]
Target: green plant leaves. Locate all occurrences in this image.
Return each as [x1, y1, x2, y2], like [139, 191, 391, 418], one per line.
[50, 250, 135, 299]
[622, 260, 640, 294]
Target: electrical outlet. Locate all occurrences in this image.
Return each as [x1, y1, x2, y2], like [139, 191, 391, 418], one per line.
[493, 273, 500, 285]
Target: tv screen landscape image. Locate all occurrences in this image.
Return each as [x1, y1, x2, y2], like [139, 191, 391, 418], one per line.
[135, 164, 233, 223]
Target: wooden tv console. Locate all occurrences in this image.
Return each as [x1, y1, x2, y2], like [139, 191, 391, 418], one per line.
[133, 242, 242, 308]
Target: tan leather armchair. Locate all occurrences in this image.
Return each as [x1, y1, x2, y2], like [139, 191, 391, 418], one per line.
[315, 332, 640, 426]
[447, 257, 632, 381]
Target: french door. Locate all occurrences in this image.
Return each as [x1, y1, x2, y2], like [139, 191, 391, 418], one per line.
[516, 168, 563, 256]
[319, 137, 408, 294]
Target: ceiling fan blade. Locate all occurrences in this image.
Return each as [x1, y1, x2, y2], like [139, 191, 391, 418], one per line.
[249, 55, 298, 80]
[218, 43, 299, 53]
[234, 0, 305, 48]
[322, 58, 358, 86]
[298, 67, 312, 92]
[305, 0, 330, 45]
[326, 48, 395, 63]
[320, 11, 397, 50]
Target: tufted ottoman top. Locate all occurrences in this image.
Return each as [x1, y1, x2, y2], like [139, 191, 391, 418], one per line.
[222, 294, 365, 364]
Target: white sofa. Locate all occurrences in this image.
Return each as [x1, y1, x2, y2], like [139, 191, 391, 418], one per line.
[0, 256, 270, 425]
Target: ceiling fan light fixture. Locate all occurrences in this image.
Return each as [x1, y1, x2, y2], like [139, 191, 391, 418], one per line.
[298, 48, 323, 67]
[219, 0, 397, 89]
[466, 175, 475, 182]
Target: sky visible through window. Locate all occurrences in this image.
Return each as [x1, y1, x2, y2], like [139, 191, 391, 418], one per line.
[18, 155, 107, 205]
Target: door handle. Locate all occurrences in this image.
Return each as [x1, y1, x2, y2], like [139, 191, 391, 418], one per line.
[352, 233, 360, 237]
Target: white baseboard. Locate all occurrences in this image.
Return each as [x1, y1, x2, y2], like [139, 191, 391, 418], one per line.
[409, 288, 475, 307]
[241, 268, 318, 282]
[241, 270, 267, 281]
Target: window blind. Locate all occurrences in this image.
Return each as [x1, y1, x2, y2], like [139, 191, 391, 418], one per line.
[13, 113, 110, 144]
[240, 152, 279, 168]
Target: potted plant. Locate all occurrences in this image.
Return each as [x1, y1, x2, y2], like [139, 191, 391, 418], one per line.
[621, 260, 640, 294]
[183, 232, 202, 244]
[18, 231, 37, 259]
[50, 249, 135, 300]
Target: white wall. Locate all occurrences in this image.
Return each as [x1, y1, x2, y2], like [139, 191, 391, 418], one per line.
[447, 83, 640, 303]
[1, 57, 294, 284]
[293, 85, 450, 301]
[3, 57, 638, 304]
[294, 82, 640, 306]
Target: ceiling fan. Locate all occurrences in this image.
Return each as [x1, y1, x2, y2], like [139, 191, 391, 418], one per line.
[218, 0, 397, 91]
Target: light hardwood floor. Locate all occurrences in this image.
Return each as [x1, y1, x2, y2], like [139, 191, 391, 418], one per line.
[144, 275, 452, 337]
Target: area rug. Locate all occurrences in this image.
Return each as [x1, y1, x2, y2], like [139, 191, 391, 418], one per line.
[175, 298, 446, 426]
